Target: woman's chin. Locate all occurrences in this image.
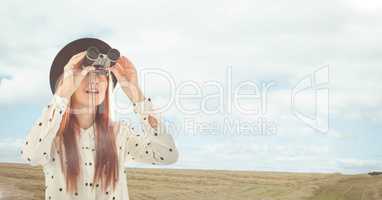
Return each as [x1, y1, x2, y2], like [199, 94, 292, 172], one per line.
[83, 93, 104, 105]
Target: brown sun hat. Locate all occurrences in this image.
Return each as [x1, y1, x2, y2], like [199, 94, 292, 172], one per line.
[49, 37, 118, 94]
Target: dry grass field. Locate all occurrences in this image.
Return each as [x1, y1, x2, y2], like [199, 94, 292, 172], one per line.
[0, 163, 381, 200]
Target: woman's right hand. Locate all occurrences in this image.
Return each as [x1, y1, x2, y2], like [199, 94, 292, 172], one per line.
[55, 51, 95, 99]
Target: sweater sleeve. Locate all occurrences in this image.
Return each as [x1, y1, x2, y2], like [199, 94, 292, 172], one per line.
[120, 96, 179, 165]
[20, 94, 69, 166]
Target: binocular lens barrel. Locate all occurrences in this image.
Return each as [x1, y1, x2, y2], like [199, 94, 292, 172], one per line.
[87, 46, 100, 60]
[83, 46, 100, 67]
[107, 48, 120, 62]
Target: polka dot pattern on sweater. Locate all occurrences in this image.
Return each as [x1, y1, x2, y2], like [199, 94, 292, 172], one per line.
[20, 95, 178, 200]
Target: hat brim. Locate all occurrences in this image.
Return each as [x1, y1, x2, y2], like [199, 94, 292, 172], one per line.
[49, 37, 118, 94]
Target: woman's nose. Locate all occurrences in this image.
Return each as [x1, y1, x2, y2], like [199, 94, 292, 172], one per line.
[88, 77, 99, 88]
[88, 73, 101, 82]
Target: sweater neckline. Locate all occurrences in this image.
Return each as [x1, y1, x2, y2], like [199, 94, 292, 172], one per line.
[80, 125, 94, 132]
[79, 126, 95, 139]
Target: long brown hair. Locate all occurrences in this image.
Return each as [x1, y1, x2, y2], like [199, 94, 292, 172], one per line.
[53, 74, 119, 193]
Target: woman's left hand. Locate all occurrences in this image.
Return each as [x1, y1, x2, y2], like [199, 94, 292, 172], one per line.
[109, 56, 145, 103]
[110, 56, 158, 129]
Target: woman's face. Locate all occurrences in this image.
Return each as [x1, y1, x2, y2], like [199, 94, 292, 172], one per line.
[71, 72, 109, 108]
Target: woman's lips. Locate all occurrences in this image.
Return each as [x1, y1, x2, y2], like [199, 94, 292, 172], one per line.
[85, 89, 99, 94]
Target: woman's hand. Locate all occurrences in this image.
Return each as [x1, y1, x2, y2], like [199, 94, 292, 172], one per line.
[109, 56, 145, 103]
[110, 56, 159, 129]
[55, 51, 95, 99]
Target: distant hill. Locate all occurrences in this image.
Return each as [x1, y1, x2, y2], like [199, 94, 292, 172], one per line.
[0, 162, 381, 200]
[368, 171, 382, 176]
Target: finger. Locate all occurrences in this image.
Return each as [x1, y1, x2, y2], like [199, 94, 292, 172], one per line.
[63, 64, 73, 72]
[109, 66, 116, 73]
[68, 51, 86, 68]
[109, 65, 122, 79]
[115, 58, 124, 68]
[63, 68, 74, 79]
[109, 63, 122, 73]
[63, 51, 86, 72]
[69, 51, 86, 63]
[120, 56, 128, 67]
[122, 56, 133, 65]
[69, 51, 86, 69]
[79, 66, 95, 77]
[122, 56, 136, 71]
[72, 66, 94, 84]
[72, 66, 94, 87]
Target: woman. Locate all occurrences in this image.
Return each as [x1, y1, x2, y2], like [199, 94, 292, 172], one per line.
[20, 38, 179, 200]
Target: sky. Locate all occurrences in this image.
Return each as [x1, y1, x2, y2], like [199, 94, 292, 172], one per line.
[0, 0, 381, 174]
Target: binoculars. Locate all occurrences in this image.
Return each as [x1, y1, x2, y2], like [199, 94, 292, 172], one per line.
[82, 46, 120, 76]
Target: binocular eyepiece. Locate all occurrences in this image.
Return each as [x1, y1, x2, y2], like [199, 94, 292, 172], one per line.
[82, 46, 120, 70]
